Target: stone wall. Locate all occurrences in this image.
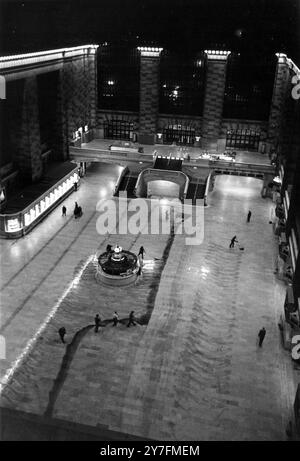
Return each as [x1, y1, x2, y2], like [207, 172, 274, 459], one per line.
[138, 55, 160, 145]
[61, 54, 97, 142]
[95, 49, 285, 151]
[1, 47, 98, 188]
[18, 76, 43, 183]
[268, 55, 291, 149]
[201, 58, 228, 150]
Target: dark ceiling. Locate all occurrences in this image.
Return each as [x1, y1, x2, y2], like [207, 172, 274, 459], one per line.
[0, 0, 299, 62]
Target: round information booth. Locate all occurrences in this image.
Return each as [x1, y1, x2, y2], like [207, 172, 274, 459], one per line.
[96, 245, 140, 286]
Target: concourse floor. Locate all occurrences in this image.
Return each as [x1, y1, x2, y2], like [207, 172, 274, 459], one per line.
[0, 167, 298, 440]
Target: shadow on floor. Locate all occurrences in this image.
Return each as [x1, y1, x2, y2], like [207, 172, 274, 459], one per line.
[0, 407, 151, 441]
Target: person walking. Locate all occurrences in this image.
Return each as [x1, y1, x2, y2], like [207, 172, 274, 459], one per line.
[74, 181, 78, 192]
[74, 202, 79, 218]
[58, 327, 66, 344]
[106, 244, 112, 253]
[229, 235, 238, 248]
[62, 206, 67, 217]
[94, 314, 101, 333]
[127, 311, 136, 327]
[258, 327, 266, 347]
[138, 246, 145, 259]
[112, 311, 119, 326]
[247, 210, 252, 223]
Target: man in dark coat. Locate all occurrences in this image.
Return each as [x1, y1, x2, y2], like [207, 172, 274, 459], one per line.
[94, 314, 101, 333]
[127, 311, 136, 327]
[138, 246, 145, 259]
[58, 327, 66, 343]
[258, 327, 266, 347]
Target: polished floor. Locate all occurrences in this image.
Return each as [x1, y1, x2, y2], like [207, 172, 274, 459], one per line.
[0, 164, 298, 440]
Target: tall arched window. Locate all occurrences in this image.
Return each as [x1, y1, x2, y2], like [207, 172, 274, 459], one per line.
[159, 51, 206, 116]
[98, 45, 140, 112]
[223, 53, 277, 120]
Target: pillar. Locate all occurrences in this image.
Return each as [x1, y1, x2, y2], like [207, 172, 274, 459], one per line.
[138, 47, 162, 145]
[201, 50, 230, 150]
[267, 54, 291, 150]
[60, 47, 98, 157]
[19, 76, 42, 182]
[87, 46, 98, 129]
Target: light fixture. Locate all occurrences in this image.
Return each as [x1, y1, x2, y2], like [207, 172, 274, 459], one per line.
[137, 46, 163, 57]
[0, 188, 5, 202]
[204, 50, 231, 60]
[0, 45, 99, 69]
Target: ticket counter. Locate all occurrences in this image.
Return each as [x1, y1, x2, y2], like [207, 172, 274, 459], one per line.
[0, 164, 79, 239]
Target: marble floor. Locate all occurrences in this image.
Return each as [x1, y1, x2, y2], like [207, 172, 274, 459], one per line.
[0, 165, 298, 440]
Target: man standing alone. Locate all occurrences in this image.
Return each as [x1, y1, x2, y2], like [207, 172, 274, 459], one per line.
[58, 327, 66, 343]
[94, 314, 101, 333]
[258, 327, 266, 347]
[247, 210, 252, 223]
[112, 311, 119, 326]
[127, 311, 136, 327]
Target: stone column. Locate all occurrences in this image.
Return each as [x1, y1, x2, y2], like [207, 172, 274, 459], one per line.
[87, 46, 98, 129]
[56, 69, 69, 161]
[138, 47, 162, 145]
[19, 76, 42, 182]
[267, 53, 292, 150]
[60, 47, 98, 154]
[201, 50, 230, 150]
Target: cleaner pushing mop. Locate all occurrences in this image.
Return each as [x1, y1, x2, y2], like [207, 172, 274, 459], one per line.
[229, 235, 244, 250]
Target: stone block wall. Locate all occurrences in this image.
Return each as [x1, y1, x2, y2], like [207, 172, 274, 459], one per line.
[139, 55, 160, 144]
[1, 47, 98, 190]
[201, 58, 228, 150]
[87, 53, 98, 128]
[61, 53, 96, 142]
[268, 55, 291, 149]
[18, 76, 43, 183]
